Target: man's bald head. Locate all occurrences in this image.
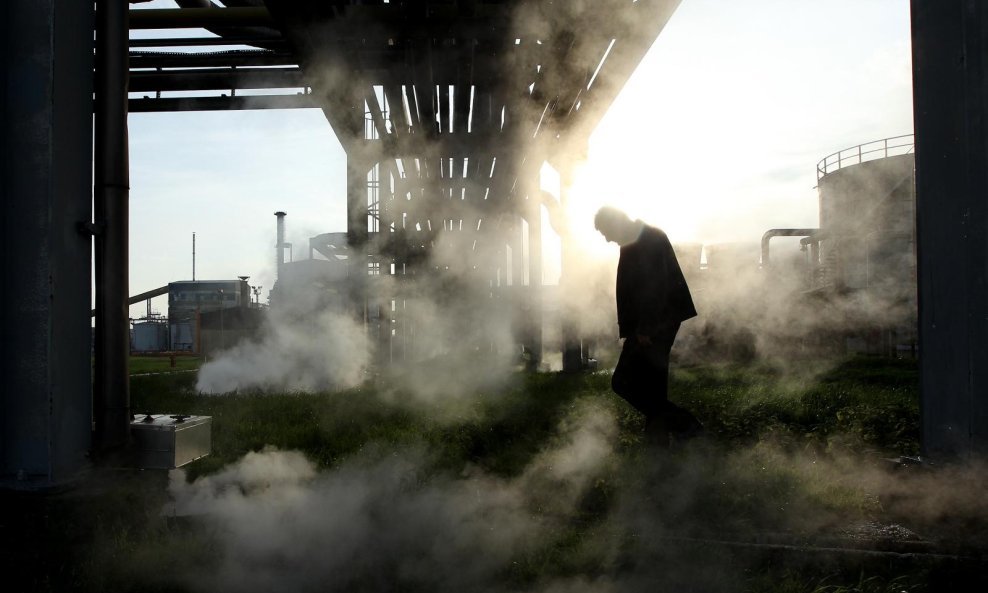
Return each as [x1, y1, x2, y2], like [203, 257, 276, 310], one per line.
[595, 206, 641, 246]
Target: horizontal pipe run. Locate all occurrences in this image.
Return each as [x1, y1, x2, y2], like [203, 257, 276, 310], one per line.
[128, 67, 304, 93]
[129, 7, 273, 29]
[129, 35, 288, 51]
[129, 36, 287, 48]
[128, 94, 317, 112]
[129, 51, 297, 69]
[90, 285, 169, 317]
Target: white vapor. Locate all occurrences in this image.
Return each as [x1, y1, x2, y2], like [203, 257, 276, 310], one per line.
[196, 309, 371, 394]
[167, 401, 618, 593]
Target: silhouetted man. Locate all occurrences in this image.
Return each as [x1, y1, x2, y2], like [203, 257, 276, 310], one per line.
[595, 206, 703, 446]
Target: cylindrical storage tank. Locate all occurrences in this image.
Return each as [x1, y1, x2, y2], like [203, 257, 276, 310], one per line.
[817, 152, 915, 296]
[132, 320, 168, 352]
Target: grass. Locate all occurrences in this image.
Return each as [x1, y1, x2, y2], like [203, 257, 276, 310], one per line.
[128, 354, 203, 375]
[4, 355, 982, 593]
[678, 357, 921, 455]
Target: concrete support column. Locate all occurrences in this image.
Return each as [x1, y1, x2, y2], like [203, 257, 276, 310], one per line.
[559, 163, 582, 372]
[512, 219, 524, 288]
[911, 0, 988, 458]
[525, 193, 543, 371]
[1, 0, 94, 486]
[509, 218, 525, 363]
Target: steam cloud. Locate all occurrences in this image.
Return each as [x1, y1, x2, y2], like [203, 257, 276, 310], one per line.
[196, 309, 370, 393]
[165, 403, 988, 592]
[168, 401, 619, 593]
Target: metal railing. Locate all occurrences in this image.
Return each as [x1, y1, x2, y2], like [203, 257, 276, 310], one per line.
[817, 134, 914, 181]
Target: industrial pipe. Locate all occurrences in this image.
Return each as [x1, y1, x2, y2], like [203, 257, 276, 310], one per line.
[90, 285, 169, 317]
[760, 228, 819, 265]
[94, 0, 131, 454]
[275, 211, 287, 282]
[128, 7, 273, 29]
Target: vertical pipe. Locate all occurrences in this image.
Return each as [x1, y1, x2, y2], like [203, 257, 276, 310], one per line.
[274, 211, 286, 282]
[192, 232, 196, 281]
[93, 0, 130, 454]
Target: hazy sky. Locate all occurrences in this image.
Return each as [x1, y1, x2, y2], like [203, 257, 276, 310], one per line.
[127, 0, 913, 317]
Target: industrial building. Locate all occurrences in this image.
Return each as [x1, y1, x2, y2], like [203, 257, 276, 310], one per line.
[124, 279, 261, 355]
[168, 279, 254, 352]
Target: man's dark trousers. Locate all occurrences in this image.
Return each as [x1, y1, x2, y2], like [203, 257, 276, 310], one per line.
[611, 322, 698, 439]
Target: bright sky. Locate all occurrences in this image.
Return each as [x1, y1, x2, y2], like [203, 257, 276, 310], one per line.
[127, 0, 913, 318]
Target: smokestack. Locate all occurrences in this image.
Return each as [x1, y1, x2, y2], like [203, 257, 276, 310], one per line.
[275, 211, 287, 281]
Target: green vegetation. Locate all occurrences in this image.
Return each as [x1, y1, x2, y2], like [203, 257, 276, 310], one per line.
[128, 354, 203, 375]
[678, 356, 921, 455]
[4, 356, 981, 593]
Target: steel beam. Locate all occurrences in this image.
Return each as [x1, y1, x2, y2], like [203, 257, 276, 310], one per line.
[129, 94, 317, 112]
[129, 35, 287, 48]
[129, 7, 273, 29]
[129, 50, 296, 69]
[129, 67, 304, 93]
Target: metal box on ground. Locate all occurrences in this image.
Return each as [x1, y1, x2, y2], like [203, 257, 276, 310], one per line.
[130, 414, 211, 469]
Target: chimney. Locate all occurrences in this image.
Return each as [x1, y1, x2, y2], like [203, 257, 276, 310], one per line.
[275, 211, 287, 281]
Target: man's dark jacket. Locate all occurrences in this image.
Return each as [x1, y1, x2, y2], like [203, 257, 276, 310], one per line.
[616, 224, 697, 338]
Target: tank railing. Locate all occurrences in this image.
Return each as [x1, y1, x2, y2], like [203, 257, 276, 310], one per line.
[817, 134, 914, 181]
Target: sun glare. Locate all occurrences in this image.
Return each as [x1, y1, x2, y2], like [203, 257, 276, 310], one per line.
[564, 147, 701, 250]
